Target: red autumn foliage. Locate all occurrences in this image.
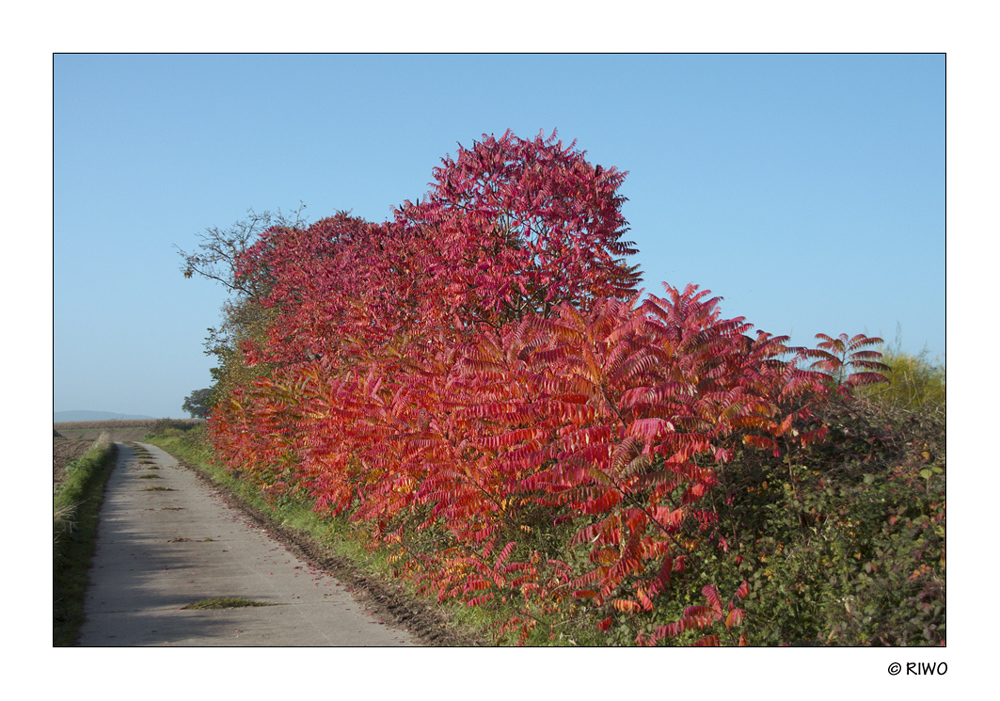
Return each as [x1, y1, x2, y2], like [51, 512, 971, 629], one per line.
[206, 129, 887, 644]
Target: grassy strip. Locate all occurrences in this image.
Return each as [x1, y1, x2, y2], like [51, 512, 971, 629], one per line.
[145, 387, 945, 646]
[181, 597, 276, 610]
[147, 429, 398, 573]
[53, 432, 118, 646]
[145, 426, 510, 644]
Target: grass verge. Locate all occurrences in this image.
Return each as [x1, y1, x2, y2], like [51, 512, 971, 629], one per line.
[145, 385, 944, 646]
[145, 425, 501, 645]
[181, 596, 276, 610]
[53, 432, 118, 646]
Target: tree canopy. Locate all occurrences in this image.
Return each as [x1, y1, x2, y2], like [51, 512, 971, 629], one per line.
[181, 388, 213, 419]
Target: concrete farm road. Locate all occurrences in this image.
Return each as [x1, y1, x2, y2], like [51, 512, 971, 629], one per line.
[77, 442, 420, 646]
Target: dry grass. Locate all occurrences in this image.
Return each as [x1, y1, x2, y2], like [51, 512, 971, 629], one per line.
[53, 430, 116, 490]
[53, 436, 118, 645]
[180, 597, 276, 610]
[54, 419, 205, 443]
[53, 439, 96, 490]
[55, 419, 163, 430]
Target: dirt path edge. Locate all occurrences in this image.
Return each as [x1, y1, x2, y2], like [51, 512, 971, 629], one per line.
[148, 444, 486, 647]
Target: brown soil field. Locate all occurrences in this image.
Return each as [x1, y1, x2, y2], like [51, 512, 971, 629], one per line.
[53, 420, 204, 489]
[53, 437, 97, 491]
[55, 427, 151, 441]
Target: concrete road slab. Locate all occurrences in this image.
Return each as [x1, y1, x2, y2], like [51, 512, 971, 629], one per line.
[77, 442, 420, 646]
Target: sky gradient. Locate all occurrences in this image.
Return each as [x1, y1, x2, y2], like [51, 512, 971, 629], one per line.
[54, 54, 945, 419]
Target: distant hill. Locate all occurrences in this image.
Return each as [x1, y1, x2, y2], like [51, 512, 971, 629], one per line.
[54, 410, 158, 422]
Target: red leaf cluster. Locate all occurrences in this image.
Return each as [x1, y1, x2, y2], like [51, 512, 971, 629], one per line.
[206, 130, 887, 643]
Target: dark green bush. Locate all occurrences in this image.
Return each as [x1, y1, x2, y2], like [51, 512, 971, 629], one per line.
[719, 394, 945, 645]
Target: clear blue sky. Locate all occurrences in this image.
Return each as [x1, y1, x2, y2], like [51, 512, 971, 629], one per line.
[54, 54, 944, 419]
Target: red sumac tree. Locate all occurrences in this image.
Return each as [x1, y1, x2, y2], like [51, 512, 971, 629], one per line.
[205, 130, 886, 644]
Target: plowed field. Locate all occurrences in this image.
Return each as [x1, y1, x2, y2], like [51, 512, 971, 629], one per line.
[54, 420, 200, 489]
[53, 437, 96, 491]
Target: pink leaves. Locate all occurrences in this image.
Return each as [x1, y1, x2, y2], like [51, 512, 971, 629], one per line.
[204, 131, 895, 644]
[627, 417, 677, 444]
[414, 129, 640, 326]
